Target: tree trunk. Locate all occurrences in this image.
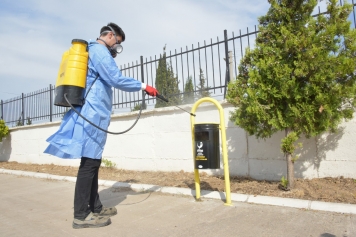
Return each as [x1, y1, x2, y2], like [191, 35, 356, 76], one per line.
[286, 152, 295, 189]
[285, 128, 295, 189]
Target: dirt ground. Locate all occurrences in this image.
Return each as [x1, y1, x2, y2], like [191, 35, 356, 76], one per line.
[1, 161, 356, 204]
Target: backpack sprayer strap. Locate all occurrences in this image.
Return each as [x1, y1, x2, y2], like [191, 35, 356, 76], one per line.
[83, 57, 99, 103]
[84, 74, 99, 100]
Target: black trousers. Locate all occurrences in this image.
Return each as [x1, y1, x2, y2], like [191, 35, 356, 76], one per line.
[74, 157, 103, 220]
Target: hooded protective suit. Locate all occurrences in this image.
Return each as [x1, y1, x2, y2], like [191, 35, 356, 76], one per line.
[44, 40, 142, 159]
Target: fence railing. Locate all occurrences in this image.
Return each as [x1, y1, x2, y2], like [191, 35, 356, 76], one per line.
[1, 27, 259, 127]
[1, 1, 356, 127]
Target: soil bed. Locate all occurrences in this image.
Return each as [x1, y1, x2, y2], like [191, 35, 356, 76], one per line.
[1, 161, 356, 204]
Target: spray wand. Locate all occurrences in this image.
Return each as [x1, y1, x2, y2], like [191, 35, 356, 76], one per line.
[156, 94, 196, 117]
[65, 92, 195, 135]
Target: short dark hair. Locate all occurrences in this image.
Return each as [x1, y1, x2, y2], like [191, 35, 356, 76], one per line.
[100, 22, 125, 42]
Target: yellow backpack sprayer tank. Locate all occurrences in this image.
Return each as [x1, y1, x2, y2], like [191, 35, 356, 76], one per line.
[54, 39, 89, 107]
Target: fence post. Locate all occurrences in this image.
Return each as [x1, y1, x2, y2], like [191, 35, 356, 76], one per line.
[140, 56, 146, 108]
[228, 51, 234, 82]
[223, 29, 230, 98]
[49, 84, 53, 122]
[21, 93, 25, 125]
[0, 100, 3, 120]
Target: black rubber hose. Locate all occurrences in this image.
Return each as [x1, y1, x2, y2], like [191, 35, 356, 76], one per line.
[64, 91, 145, 135]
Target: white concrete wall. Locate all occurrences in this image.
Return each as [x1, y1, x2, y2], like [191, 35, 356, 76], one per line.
[1, 100, 356, 181]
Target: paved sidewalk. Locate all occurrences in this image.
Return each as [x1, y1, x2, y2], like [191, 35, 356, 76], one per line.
[0, 172, 355, 237]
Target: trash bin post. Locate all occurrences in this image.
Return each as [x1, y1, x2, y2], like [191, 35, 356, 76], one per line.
[190, 97, 232, 206]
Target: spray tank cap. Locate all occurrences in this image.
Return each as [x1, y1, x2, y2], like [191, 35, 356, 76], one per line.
[71, 39, 88, 45]
[71, 39, 89, 52]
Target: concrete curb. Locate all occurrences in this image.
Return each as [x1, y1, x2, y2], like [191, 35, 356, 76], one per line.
[2, 168, 356, 215]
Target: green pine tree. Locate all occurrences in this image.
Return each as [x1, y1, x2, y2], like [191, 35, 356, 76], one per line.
[227, 0, 356, 189]
[196, 68, 211, 99]
[16, 116, 23, 127]
[131, 103, 147, 112]
[155, 46, 181, 108]
[26, 117, 32, 126]
[183, 76, 195, 104]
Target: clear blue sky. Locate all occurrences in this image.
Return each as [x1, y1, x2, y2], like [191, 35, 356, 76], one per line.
[0, 0, 330, 101]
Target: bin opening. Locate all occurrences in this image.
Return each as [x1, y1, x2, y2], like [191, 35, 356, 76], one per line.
[195, 131, 209, 141]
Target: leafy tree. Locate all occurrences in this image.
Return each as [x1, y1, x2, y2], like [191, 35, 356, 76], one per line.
[183, 76, 195, 104]
[227, 0, 356, 189]
[155, 46, 181, 108]
[0, 120, 9, 142]
[196, 68, 211, 99]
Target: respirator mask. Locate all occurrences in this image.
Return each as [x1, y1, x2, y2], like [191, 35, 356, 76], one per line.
[97, 25, 123, 58]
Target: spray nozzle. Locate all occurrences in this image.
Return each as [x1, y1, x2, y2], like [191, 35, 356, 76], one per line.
[156, 93, 196, 117]
[156, 94, 169, 102]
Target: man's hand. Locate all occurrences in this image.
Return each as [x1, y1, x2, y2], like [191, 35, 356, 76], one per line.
[145, 85, 159, 96]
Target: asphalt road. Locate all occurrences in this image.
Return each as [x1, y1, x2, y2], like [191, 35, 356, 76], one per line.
[0, 173, 355, 237]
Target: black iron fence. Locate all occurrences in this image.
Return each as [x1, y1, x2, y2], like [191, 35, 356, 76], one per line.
[1, 27, 257, 127]
[1, 1, 356, 127]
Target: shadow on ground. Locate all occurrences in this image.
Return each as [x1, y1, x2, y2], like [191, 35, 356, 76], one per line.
[99, 181, 161, 207]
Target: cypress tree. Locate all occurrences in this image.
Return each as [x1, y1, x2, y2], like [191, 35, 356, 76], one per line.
[183, 76, 195, 104]
[155, 46, 181, 108]
[196, 68, 211, 99]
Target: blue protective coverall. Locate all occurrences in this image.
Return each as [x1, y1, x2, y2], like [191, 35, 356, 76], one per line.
[44, 40, 142, 159]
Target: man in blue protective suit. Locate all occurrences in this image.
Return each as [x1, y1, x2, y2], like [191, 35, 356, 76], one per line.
[44, 22, 159, 229]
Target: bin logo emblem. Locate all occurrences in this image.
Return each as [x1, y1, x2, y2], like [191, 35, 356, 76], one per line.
[195, 142, 207, 160]
[196, 142, 207, 160]
[197, 142, 203, 153]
